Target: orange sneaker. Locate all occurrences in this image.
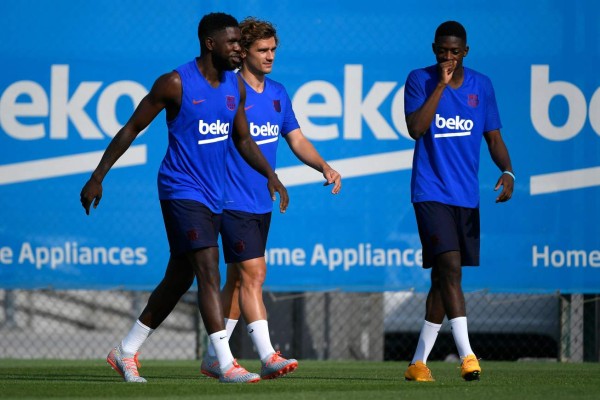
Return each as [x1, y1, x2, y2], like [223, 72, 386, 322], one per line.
[404, 361, 434, 382]
[460, 354, 481, 381]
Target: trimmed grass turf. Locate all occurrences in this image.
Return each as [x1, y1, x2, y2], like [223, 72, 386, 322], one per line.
[1, 359, 599, 400]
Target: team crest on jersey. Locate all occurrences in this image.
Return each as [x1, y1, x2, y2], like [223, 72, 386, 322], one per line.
[468, 94, 479, 107]
[273, 99, 281, 113]
[226, 95, 236, 111]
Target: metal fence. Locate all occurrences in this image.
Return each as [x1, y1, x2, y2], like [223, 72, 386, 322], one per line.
[0, 289, 598, 362]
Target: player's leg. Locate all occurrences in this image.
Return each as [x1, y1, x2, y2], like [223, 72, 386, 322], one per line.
[203, 264, 240, 376]
[221, 263, 242, 320]
[437, 250, 479, 379]
[405, 202, 453, 382]
[435, 251, 465, 319]
[220, 210, 297, 379]
[157, 199, 258, 383]
[221, 263, 242, 338]
[202, 264, 241, 378]
[107, 258, 194, 383]
[106, 201, 199, 383]
[405, 271, 442, 382]
[452, 206, 482, 380]
[139, 255, 196, 329]
[187, 245, 259, 382]
[237, 256, 298, 379]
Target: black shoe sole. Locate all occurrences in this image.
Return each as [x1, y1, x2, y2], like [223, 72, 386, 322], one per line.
[463, 371, 480, 381]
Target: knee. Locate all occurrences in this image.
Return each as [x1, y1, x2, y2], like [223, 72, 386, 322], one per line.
[438, 266, 461, 287]
[241, 268, 266, 289]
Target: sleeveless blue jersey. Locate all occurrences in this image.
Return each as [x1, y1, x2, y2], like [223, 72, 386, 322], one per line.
[157, 60, 240, 213]
[223, 76, 300, 213]
[404, 65, 502, 208]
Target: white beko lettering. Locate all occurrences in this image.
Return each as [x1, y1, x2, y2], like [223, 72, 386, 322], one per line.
[198, 119, 230, 135]
[250, 122, 279, 136]
[292, 65, 410, 141]
[531, 65, 600, 141]
[197, 120, 230, 144]
[0, 65, 148, 140]
[433, 114, 473, 138]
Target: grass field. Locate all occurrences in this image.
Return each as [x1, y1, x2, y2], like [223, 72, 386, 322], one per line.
[1, 359, 599, 400]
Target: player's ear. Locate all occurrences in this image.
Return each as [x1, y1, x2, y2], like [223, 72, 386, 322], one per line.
[205, 36, 215, 51]
[464, 46, 469, 57]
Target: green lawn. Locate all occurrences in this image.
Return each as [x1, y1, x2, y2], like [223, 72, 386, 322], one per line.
[1, 359, 599, 400]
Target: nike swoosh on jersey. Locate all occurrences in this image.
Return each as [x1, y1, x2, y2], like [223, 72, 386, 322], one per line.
[192, 99, 206, 105]
[244, 104, 254, 111]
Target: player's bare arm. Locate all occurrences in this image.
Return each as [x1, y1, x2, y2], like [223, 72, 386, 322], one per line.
[284, 129, 342, 194]
[231, 76, 289, 212]
[484, 129, 514, 203]
[80, 72, 181, 215]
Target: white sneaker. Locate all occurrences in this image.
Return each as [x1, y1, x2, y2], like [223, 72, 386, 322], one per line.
[106, 345, 147, 383]
[219, 359, 260, 383]
[200, 354, 220, 379]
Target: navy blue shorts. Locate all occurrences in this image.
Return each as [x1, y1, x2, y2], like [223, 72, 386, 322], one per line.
[220, 210, 271, 263]
[413, 201, 480, 268]
[160, 199, 221, 256]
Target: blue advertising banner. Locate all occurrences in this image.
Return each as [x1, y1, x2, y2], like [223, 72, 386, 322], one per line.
[1, 0, 599, 292]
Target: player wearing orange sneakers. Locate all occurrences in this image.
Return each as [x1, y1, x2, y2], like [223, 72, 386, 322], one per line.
[403, 21, 514, 382]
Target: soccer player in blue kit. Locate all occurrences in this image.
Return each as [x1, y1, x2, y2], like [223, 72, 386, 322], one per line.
[200, 17, 342, 380]
[80, 13, 288, 384]
[402, 21, 514, 382]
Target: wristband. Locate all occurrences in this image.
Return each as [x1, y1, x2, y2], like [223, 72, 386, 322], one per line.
[502, 171, 515, 181]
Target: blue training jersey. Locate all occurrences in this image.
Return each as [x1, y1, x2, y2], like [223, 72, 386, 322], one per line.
[404, 65, 502, 208]
[157, 59, 240, 213]
[223, 76, 300, 213]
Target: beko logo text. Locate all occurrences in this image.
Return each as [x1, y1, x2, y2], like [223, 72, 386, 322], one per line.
[292, 65, 411, 141]
[435, 114, 473, 131]
[250, 122, 279, 136]
[198, 120, 229, 135]
[0, 65, 147, 140]
[531, 65, 600, 141]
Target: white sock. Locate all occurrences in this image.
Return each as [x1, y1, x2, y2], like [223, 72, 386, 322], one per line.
[411, 320, 442, 364]
[121, 320, 154, 356]
[247, 320, 276, 361]
[207, 318, 238, 357]
[209, 330, 234, 372]
[449, 316, 474, 358]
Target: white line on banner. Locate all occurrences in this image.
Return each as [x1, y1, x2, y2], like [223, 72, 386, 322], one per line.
[530, 165, 600, 195]
[277, 149, 414, 186]
[0, 145, 147, 185]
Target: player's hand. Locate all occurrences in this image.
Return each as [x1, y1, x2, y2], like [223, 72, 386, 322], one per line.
[267, 174, 289, 213]
[494, 173, 514, 203]
[323, 167, 342, 194]
[438, 60, 457, 85]
[80, 177, 103, 215]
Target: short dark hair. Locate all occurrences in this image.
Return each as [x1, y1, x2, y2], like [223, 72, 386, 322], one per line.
[197, 12, 239, 44]
[239, 17, 278, 51]
[434, 21, 467, 43]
